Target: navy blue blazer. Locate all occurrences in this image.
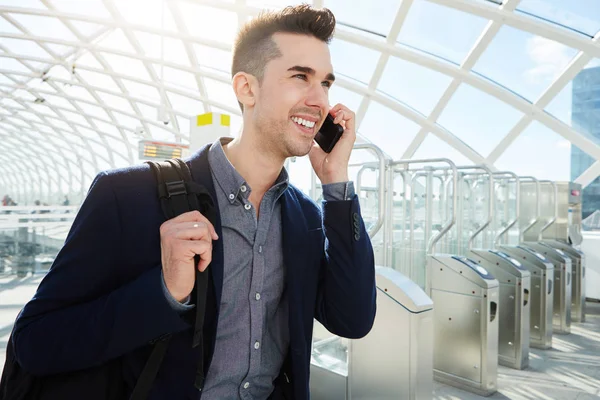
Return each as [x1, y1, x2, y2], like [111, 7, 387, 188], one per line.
[12, 144, 377, 399]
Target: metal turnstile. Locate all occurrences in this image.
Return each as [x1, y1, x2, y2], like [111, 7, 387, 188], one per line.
[499, 245, 554, 349]
[310, 267, 434, 400]
[543, 240, 586, 322]
[429, 254, 499, 396]
[525, 242, 572, 334]
[469, 249, 530, 369]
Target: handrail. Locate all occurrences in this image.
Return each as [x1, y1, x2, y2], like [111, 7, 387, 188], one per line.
[389, 158, 458, 255]
[491, 171, 520, 248]
[454, 166, 494, 251]
[352, 143, 389, 239]
[518, 176, 540, 243]
[538, 180, 558, 241]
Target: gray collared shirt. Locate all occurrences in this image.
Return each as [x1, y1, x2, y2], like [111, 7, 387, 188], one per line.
[163, 138, 354, 399]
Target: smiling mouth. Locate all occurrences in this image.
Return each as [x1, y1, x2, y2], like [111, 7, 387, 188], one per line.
[291, 116, 317, 135]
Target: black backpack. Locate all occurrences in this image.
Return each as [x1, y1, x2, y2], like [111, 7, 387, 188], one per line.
[0, 158, 215, 400]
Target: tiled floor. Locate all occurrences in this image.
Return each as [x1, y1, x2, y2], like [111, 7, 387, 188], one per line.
[1, 274, 599, 399]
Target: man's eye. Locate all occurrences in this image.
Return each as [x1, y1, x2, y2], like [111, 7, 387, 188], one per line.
[293, 74, 307, 80]
[322, 81, 332, 88]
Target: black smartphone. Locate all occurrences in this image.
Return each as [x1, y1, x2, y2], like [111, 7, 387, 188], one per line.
[314, 113, 344, 153]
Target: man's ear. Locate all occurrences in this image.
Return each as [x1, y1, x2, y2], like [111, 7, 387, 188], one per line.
[232, 72, 257, 110]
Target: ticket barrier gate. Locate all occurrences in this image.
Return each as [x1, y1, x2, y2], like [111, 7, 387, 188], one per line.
[310, 266, 434, 400]
[543, 240, 585, 322]
[429, 254, 499, 396]
[525, 242, 572, 334]
[469, 249, 530, 370]
[499, 245, 554, 349]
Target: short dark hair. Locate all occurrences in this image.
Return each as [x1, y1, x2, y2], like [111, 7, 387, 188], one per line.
[231, 4, 336, 111]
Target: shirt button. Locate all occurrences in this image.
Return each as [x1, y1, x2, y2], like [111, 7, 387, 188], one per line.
[244, 203, 252, 210]
[258, 246, 263, 253]
[255, 293, 261, 300]
[240, 185, 247, 192]
[243, 382, 250, 389]
[254, 341, 260, 349]
[228, 193, 235, 200]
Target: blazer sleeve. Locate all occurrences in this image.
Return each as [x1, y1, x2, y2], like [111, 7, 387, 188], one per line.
[313, 194, 377, 339]
[13, 171, 192, 376]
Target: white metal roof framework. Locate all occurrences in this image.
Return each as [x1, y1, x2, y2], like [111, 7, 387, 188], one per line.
[0, 0, 599, 204]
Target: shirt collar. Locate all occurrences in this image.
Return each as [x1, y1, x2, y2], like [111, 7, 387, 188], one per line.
[208, 137, 289, 204]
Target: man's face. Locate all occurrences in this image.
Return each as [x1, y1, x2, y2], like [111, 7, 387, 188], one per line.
[252, 32, 334, 159]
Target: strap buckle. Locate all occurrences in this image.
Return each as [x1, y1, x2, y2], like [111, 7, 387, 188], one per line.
[165, 180, 187, 197]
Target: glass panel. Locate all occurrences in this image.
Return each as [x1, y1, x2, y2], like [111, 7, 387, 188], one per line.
[78, 102, 111, 121]
[0, 58, 32, 73]
[473, 25, 578, 102]
[545, 59, 600, 145]
[194, 44, 232, 74]
[75, 69, 121, 93]
[96, 92, 136, 116]
[0, 38, 52, 59]
[167, 91, 204, 116]
[102, 53, 152, 81]
[136, 102, 158, 121]
[24, 60, 49, 71]
[75, 125, 100, 140]
[516, 0, 600, 37]
[328, 85, 363, 114]
[68, 86, 97, 103]
[8, 14, 77, 41]
[146, 124, 176, 142]
[437, 82, 524, 157]
[2, 98, 26, 110]
[494, 121, 571, 180]
[0, 15, 23, 34]
[61, 109, 90, 127]
[114, 0, 177, 31]
[93, 120, 123, 140]
[13, 89, 37, 101]
[153, 65, 198, 94]
[397, 0, 489, 65]
[48, 117, 74, 132]
[359, 100, 420, 159]
[378, 56, 453, 117]
[45, 44, 74, 57]
[42, 93, 77, 111]
[572, 144, 600, 218]
[178, 2, 238, 44]
[96, 28, 136, 55]
[412, 133, 473, 166]
[324, 0, 401, 37]
[122, 79, 161, 102]
[49, 0, 110, 17]
[203, 78, 238, 110]
[135, 32, 189, 66]
[0, 0, 46, 9]
[329, 37, 380, 86]
[113, 111, 142, 130]
[69, 20, 105, 38]
[75, 52, 104, 69]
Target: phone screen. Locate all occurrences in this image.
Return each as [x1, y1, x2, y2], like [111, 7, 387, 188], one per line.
[314, 114, 344, 153]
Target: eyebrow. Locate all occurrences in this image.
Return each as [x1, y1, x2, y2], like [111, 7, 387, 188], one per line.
[288, 65, 335, 82]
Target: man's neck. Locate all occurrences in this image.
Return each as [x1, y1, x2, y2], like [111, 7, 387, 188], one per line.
[222, 136, 284, 197]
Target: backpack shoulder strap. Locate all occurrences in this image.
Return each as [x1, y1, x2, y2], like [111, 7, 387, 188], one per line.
[131, 159, 213, 399]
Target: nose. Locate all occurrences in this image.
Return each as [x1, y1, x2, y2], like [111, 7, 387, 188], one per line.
[305, 82, 329, 116]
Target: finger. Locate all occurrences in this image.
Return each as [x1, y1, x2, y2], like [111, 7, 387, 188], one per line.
[333, 110, 344, 125]
[168, 211, 218, 240]
[185, 241, 212, 271]
[175, 223, 213, 241]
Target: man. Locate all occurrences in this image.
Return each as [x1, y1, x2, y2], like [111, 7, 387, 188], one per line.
[11, 5, 376, 399]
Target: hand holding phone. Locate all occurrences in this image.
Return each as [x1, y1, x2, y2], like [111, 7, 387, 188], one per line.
[314, 113, 344, 153]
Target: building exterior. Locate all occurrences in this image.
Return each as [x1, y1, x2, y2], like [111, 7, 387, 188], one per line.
[571, 66, 600, 219]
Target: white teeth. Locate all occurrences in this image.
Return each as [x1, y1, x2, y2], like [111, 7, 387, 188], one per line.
[292, 117, 315, 129]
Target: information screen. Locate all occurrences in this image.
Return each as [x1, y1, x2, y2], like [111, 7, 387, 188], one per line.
[138, 140, 188, 160]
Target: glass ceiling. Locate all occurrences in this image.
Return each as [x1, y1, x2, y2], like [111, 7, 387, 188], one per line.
[0, 0, 599, 205]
